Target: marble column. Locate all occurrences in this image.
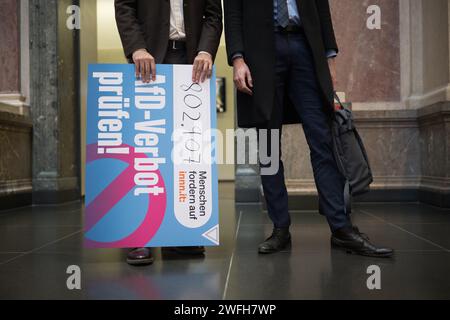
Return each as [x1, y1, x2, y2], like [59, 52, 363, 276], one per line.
[330, 0, 401, 105]
[29, 0, 81, 204]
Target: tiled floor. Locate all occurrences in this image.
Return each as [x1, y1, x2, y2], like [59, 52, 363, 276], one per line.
[0, 183, 449, 300]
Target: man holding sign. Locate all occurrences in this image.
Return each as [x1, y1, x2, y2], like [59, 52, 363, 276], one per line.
[115, 0, 222, 265]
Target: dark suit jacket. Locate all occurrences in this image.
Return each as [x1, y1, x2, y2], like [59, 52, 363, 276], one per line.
[115, 0, 223, 64]
[224, 0, 338, 128]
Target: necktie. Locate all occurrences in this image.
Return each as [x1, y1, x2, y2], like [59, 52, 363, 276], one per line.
[277, 0, 290, 28]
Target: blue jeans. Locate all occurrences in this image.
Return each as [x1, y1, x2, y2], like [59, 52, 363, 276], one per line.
[260, 31, 351, 232]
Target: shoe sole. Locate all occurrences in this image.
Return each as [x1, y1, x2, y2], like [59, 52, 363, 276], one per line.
[331, 242, 393, 258]
[126, 257, 155, 266]
[258, 239, 292, 254]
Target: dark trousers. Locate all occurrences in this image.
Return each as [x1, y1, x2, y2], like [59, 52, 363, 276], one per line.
[260, 31, 351, 232]
[163, 45, 188, 64]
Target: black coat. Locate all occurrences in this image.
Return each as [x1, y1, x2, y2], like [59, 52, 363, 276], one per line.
[224, 0, 338, 128]
[115, 0, 223, 64]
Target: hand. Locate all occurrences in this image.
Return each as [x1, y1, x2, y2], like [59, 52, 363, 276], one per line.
[132, 49, 156, 83]
[328, 57, 337, 88]
[192, 52, 213, 83]
[233, 58, 253, 95]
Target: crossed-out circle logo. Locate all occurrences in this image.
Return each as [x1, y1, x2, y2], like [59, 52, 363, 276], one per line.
[84, 144, 166, 248]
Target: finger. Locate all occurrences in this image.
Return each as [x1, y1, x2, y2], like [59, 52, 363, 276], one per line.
[234, 77, 243, 91]
[144, 60, 151, 83]
[206, 62, 213, 80]
[200, 63, 208, 83]
[195, 60, 203, 83]
[195, 60, 204, 83]
[241, 87, 252, 95]
[150, 59, 156, 81]
[139, 60, 146, 81]
[192, 59, 199, 82]
[234, 79, 241, 91]
[239, 78, 252, 95]
[135, 61, 140, 79]
[200, 62, 209, 83]
[246, 71, 253, 88]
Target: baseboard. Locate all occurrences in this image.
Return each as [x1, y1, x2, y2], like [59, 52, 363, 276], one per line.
[32, 189, 81, 205]
[419, 189, 450, 208]
[354, 188, 420, 203]
[260, 188, 449, 210]
[0, 192, 32, 211]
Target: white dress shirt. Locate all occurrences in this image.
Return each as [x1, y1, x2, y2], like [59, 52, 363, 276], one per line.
[168, 0, 211, 57]
[169, 0, 186, 40]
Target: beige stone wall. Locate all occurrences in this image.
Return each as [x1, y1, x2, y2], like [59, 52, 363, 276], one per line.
[0, 1, 33, 208]
[0, 108, 32, 204]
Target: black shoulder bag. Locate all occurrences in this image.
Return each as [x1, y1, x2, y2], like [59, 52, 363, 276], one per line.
[331, 93, 373, 213]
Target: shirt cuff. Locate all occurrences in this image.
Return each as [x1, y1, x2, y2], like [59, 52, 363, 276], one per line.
[326, 49, 337, 59]
[231, 52, 244, 61]
[198, 51, 212, 58]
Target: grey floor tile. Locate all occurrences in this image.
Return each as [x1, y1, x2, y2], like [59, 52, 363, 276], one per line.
[1, 195, 449, 300]
[394, 223, 450, 251]
[0, 205, 83, 227]
[0, 253, 85, 299]
[0, 252, 229, 300]
[0, 253, 22, 264]
[0, 226, 82, 252]
[225, 251, 450, 300]
[235, 222, 440, 254]
[0, 201, 83, 216]
[355, 203, 450, 224]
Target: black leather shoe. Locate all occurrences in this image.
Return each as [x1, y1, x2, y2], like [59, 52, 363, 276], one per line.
[127, 247, 154, 266]
[352, 226, 369, 241]
[168, 246, 205, 255]
[258, 228, 291, 254]
[331, 227, 394, 258]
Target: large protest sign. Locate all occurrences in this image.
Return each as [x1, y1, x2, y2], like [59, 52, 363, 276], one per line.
[85, 64, 219, 248]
